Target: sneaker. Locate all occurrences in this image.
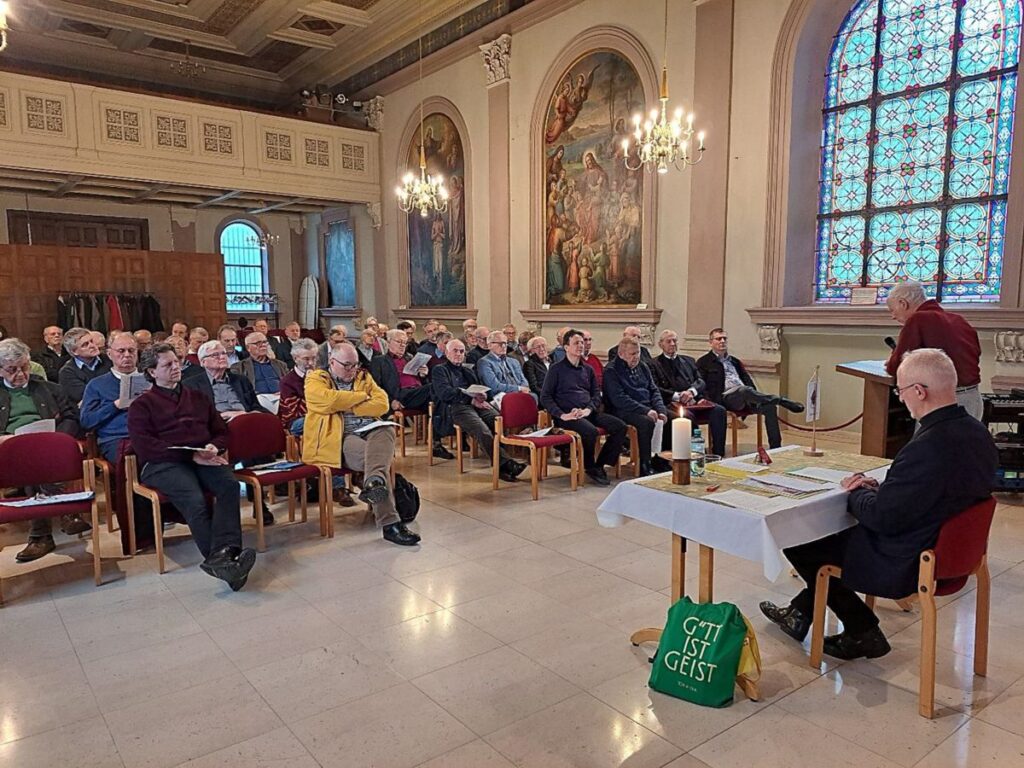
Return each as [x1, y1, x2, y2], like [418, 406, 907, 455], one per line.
[60, 514, 91, 535]
[16, 536, 56, 562]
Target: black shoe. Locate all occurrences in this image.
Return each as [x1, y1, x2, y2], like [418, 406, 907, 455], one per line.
[305, 479, 320, 503]
[200, 546, 256, 586]
[585, 467, 610, 486]
[252, 504, 275, 526]
[759, 601, 810, 642]
[383, 522, 421, 546]
[638, 463, 654, 477]
[333, 487, 357, 507]
[778, 398, 805, 414]
[433, 444, 455, 460]
[16, 536, 56, 562]
[60, 514, 91, 535]
[507, 459, 527, 478]
[651, 455, 673, 473]
[822, 626, 891, 660]
[558, 448, 572, 468]
[358, 476, 390, 506]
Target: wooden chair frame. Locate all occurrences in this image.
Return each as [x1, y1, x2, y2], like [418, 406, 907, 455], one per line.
[809, 553, 991, 719]
[728, 411, 764, 457]
[286, 434, 359, 539]
[492, 417, 581, 500]
[393, 409, 428, 457]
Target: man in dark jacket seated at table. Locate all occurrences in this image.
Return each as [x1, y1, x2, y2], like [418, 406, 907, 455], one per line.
[603, 336, 671, 477]
[760, 349, 996, 660]
[127, 343, 257, 591]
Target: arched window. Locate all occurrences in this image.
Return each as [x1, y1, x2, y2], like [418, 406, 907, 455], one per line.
[816, 0, 1021, 304]
[219, 221, 269, 312]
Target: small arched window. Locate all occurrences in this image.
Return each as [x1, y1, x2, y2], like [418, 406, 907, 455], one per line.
[816, 0, 1022, 304]
[219, 221, 269, 312]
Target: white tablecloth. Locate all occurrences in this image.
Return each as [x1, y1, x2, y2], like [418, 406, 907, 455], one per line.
[596, 447, 890, 582]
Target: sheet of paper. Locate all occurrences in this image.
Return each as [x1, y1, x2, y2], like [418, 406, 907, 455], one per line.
[249, 460, 302, 471]
[459, 384, 490, 396]
[522, 426, 552, 438]
[257, 393, 280, 414]
[14, 419, 56, 435]
[353, 420, 401, 435]
[168, 445, 204, 451]
[788, 467, 856, 483]
[703, 490, 791, 515]
[746, 473, 835, 493]
[714, 456, 770, 474]
[2, 491, 94, 507]
[402, 352, 432, 375]
[650, 419, 664, 457]
[119, 373, 151, 405]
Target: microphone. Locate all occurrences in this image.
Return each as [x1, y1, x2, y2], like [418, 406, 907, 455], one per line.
[884, 336, 897, 350]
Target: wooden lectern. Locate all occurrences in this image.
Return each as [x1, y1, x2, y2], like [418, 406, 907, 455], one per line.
[837, 360, 914, 459]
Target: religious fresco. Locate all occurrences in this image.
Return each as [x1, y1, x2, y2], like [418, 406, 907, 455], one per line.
[406, 113, 467, 307]
[543, 49, 645, 306]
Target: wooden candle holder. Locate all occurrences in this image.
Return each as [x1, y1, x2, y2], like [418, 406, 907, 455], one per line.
[671, 458, 691, 485]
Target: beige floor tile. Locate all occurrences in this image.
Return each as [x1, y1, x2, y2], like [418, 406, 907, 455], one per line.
[291, 683, 475, 768]
[510, 616, 650, 690]
[484, 692, 682, 768]
[475, 543, 583, 584]
[243, 636, 404, 723]
[661, 756, 715, 768]
[488, 511, 591, 543]
[360, 609, 503, 679]
[106, 673, 282, 768]
[450, 584, 585, 643]
[207, 603, 350, 671]
[975, 676, 1024, 737]
[315, 579, 443, 633]
[602, 548, 675, 591]
[0, 715, 123, 768]
[83, 631, 236, 713]
[414, 739, 516, 767]
[398, 560, 513, 607]
[544, 528, 649, 565]
[169, 727, 319, 768]
[0, 608, 75, 679]
[348, 539, 467, 577]
[173, 573, 309, 632]
[775, 667, 968, 766]
[432, 525, 531, 559]
[268, 553, 393, 603]
[0, 655, 99, 745]
[915, 719, 1024, 767]
[412, 646, 580, 735]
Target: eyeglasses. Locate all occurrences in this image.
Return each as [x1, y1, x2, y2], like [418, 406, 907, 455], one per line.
[0, 363, 30, 376]
[248, 340, 269, 346]
[203, 352, 228, 359]
[330, 359, 359, 370]
[893, 382, 929, 396]
[489, 340, 507, 346]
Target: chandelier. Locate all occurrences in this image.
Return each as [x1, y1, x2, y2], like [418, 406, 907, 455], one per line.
[396, 34, 448, 217]
[246, 231, 280, 247]
[170, 40, 206, 79]
[0, 1, 9, 52]
[622, 0, 705, 175]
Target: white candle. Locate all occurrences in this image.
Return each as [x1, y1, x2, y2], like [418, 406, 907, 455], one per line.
[672, 414, 692, 460]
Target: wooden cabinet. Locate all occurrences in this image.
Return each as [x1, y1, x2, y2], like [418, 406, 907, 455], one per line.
[837, 360, 915, 459]
[8, 211, 149, 250]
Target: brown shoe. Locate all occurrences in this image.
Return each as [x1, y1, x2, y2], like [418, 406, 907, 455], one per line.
[60, 514, 92, 536]
[16, 536, 56, 562]
[333, 488, 357, 507]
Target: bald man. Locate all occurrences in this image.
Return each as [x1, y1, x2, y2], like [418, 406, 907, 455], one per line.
[606, 325, 652, 365]
[761, 349, 996, 661]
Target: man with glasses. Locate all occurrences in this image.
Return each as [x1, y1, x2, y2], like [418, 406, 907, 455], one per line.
[476, 331, 532, 398]
[0, 338, 83, 561]
[58, 326, 113, 406]
[466, 325, 490, 366]
[303, 342, 419, 546]
[80, 331, 142, 463]
[316, 324, 349, 369]
[232, 331, 287, 395]
[461, 318, 479, 349]
[761, 348, 996, 660]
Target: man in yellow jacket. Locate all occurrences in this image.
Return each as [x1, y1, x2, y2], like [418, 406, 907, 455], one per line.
[303, 342, 420, 546]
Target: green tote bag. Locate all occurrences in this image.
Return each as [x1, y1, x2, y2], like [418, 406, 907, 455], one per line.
[648, 596, 749, 708]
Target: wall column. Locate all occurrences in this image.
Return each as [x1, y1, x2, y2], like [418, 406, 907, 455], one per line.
[684, 0, 735, 350]
[481, 34, 512, 326]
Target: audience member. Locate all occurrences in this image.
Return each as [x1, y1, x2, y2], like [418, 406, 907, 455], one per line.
[233, 332, 287, 394]
[356, 328, 382, 367]
[133, 329, 153, 353]
[91, 331, 108, 359]
[523, 336, 551, 397]
[279, 322, 303, 367]
[80, 331, 139, 463]
[603, 337, 670, 476]
[503, 324, 524, 364]
[431, 339, 527, 481]
[428, 330, 453, 369]
[696, 328, 803, 449]
[516, 330, 535, 361]
[185, 326, 208, 364]
[397, 320, 419, 356]
[363, 317, 383, 352]
[761, 349, 996, 660]
[182, 341, 262, 420]
[466, 325, 490, 366]
[170, 321, 188, 339]
[317, 324, 349, 368]
[477, 330, 532, 397]
[606, 326, 652, 365]
[461, 318, 479, 348]
[216, 324, 247, 366]
[152, 331, 169, 343]
[303, 342, 420, 546]
[540, 329, 626, 486]
[34, 325, 70, 382]
[417, 319, 441, 356]
[650, 329, 727, 457]
[885, 281, 983, 419]
[369, 329, 433, 415]
[166, 334, 189, 365]
[59, 326, 113, 405]
[127, 344, 256, 591]
[550, 326, 571, 363]
[279, 339, 318, 436]
[0, 338, 84, 562]
[581, 330, 605, 390]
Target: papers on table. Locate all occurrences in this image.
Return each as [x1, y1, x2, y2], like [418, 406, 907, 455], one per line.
[459, 384, 490, 397]
[788, 467, 855, 484]
[3, 491, 94, 507]
[714, 456, 769, 474]
[14, 418, 55, 436]
[118, 373, 151, 406]
[257, 393, 280, 414]
[702, 490, 790, 515]
[744, 473, 835, 493]
[353, 419, 400, 436]
[402, 353, 432, 375]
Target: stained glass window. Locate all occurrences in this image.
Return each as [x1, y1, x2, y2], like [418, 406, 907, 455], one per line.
[816, 0, 1021, 303]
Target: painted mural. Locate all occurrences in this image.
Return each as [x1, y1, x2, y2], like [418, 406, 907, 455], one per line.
[407, 113, 467, 307]
[543, 50, 645, 306]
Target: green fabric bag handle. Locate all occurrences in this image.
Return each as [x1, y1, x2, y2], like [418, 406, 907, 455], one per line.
[648, 596, 749, 708]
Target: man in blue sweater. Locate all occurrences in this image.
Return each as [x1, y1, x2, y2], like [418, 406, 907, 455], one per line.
[604, 337, 670, 476]
[540, 328, 626, 486]
[476, 330, 532, 399]
[80, 331, 142, 462]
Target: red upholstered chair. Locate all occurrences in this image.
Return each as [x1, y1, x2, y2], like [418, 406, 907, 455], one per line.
[809, 497, 997, 718]
[227, 412, 325, 551]
[493, 393, 580, 500]
[0, 432, 101, 604]
[78, 433, 116, 535]
[286, 434, 354, 539]
[124, 451, 193, 574]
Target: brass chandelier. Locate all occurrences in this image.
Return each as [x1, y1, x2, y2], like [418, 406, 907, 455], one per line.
[396, 34, 448, 217]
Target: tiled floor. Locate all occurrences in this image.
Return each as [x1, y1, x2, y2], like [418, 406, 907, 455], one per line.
[3, 430, 1024, 767]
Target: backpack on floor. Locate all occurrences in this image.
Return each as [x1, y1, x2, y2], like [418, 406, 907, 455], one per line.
[394, 473, 420, 523]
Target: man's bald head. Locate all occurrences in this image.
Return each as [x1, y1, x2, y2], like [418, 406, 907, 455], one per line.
[896, 348, 957, 420]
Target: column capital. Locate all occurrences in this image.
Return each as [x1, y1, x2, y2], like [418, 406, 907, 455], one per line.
[479, 34, 512, 88]
[365, 95, 384, 132]
[366, 202, 382, 229]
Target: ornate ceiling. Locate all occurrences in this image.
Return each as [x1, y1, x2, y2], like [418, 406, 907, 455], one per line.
[3, 0, 525, 111]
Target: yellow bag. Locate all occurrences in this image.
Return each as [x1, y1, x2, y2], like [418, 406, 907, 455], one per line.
[736, 615, 762, 685]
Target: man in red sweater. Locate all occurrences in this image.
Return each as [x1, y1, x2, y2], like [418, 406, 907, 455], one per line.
[885, 282, 982, 419]
[128, 343, 256, 590]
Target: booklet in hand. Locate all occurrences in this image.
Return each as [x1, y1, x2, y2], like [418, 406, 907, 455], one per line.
[459, 384, 490, 397]
[119, 373, 152, 406]
[402, 352, 432, 375]
[14, 418, 56, 436]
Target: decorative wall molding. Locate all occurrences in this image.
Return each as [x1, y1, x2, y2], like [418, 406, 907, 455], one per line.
[520, 307, 664, 325]
[757, 324, 782, 353]
[366, 202, 382, 229]
[748, 305, 1024, 332]
[479, 34, 512, 87]
[365, 95, 384, 132]
[995, 330, 1024, 363]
